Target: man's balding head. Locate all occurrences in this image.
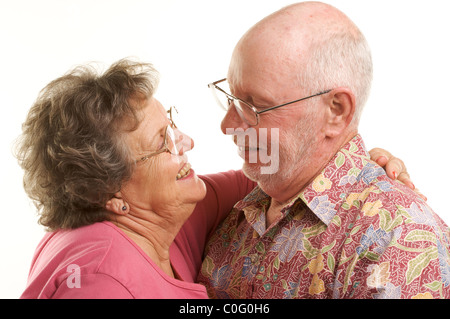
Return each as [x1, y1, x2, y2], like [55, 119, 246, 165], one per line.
[229, 1, 372, 123]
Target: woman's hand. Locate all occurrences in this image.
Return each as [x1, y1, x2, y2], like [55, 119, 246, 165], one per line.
[369, 148, 427, 201]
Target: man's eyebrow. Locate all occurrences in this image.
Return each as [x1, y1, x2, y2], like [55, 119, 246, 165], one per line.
[230, 84, 276, 107]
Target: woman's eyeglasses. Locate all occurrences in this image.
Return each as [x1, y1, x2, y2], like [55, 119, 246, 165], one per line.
[135, 106, 180, 163]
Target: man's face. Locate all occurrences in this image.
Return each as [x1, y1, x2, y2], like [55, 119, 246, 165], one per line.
[220, 41, 320, 186]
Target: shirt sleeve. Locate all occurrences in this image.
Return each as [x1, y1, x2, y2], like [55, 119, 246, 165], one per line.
[50, 273, 134, 299]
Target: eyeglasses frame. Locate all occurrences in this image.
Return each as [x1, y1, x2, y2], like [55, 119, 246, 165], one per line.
[135, 106, 179, 163]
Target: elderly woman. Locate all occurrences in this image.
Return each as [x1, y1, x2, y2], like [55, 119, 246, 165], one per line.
[17, 59, 413, 299]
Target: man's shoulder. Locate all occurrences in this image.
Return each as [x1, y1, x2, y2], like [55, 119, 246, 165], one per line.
[330, 174, 450, 298]
[338, 171, 448, 232]
[343, 171, 440, 224]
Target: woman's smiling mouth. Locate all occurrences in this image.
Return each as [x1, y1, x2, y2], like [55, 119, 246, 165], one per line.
[176, 162, 192, 180]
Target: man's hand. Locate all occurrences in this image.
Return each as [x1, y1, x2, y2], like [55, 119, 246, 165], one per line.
[369, 148, 427, 201]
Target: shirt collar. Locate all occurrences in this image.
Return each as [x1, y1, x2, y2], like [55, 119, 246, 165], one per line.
[299, 134, 370, 225]
[234, 186, 271, 236]
[235, 134, 371, 227]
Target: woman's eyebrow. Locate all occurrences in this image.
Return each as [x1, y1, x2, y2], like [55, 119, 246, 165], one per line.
[137, 124, 166, 155]
[148, 125, 166, 149]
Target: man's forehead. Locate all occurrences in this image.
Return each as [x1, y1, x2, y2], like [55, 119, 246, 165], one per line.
[227, 49, 301, 99]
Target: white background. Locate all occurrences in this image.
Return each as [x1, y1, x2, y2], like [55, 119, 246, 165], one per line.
[0, 0, 449, 299]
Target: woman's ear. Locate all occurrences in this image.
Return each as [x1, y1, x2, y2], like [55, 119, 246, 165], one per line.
[324, 87, 356, 138]
[105, 192, 129, 215]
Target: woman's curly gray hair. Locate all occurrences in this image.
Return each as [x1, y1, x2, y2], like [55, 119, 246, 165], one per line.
[15, 58, 159, 230]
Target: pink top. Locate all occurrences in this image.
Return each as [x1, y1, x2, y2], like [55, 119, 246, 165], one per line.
[20, 170, 255, 299]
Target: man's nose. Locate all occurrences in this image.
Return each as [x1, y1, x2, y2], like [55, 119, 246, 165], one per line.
[220, 105, 250, 135]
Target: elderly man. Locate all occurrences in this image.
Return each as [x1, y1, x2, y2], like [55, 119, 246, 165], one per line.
[197, 2, 450, 299]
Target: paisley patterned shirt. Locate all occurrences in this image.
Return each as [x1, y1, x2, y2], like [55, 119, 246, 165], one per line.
[198, 135, 450, 299]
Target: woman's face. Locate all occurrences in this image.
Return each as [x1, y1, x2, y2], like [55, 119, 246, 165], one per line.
[121, 98, 206, 216]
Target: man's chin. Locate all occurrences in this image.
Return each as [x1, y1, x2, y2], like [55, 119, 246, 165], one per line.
[242, 162, 258, 182]
[242, 162, 274, 184]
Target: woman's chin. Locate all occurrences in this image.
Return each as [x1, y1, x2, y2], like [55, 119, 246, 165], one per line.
[178, 169, 207, 203]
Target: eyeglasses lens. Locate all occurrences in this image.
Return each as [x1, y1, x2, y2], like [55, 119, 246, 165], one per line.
[166, 126, 179, 155]
[211, 81, 258, 125]
[209, 84, 230, 112]
[233, 101, 258, 126]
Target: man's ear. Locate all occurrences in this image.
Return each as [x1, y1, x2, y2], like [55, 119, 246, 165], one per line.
[105, 192, 129, 215]
[324, 87, 356, 138]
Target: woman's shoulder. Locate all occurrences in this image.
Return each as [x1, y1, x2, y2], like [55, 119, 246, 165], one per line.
[31, 222, 135, 274]
[39, 221, 124, 259]
[22, 221, 208, 298]
[39, 221, 148, 270]
[21, 221, 132, 298]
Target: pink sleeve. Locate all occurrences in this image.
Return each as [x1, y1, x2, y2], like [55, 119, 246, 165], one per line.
[172, 170, 256, 281]
[51, 274, 134, 299]
[197, 170, 256, 240]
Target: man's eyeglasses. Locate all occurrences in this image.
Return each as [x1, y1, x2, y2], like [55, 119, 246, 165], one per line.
[208, 78, 331, 126]
[135, 106, 179, 163]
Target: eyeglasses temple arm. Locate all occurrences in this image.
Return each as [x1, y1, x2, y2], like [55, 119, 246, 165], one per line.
[257, 90, 332, 115]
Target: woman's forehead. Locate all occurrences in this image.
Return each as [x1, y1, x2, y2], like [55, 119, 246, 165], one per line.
[128, 98, 167, 151]
[141, 98, 168, 125]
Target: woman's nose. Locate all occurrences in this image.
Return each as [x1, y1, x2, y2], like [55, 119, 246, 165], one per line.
[174, 129, 194, 155]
